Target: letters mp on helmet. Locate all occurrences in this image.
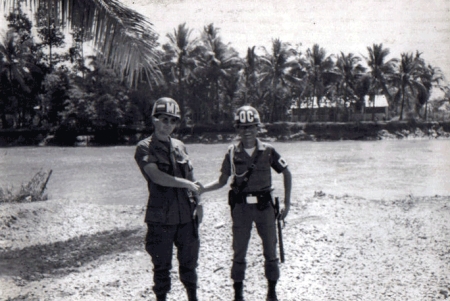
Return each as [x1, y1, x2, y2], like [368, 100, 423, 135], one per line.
[234, 105, 261, 126]
[152, 97, 181, 119]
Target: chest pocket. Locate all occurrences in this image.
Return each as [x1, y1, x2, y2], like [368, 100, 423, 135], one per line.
[173, 145, 193, 177]
[255, 154, 270, 171]
[233, 156, 249, 176]
[153, 151, 172, 174]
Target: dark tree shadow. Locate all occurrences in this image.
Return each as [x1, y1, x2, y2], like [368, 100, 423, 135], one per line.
[0, 227, 145, 281]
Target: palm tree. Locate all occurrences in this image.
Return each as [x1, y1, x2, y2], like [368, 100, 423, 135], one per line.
[365, 44, 397, 120]
[393, 52, 428, 120]
[302, 44, 335, 121]
[423, 65, 445, 120]
[241, 46, 261, 106]
[69, 26, 91, 80]
[1, 0, 161, 88]
[413, 53, 446, 120]
[35, 1, 65, 70]
[222, 69, 242, 120]
[0, 29, 36, 126]
[335, 52, 366, 119]
[259, 39, 302, 122]
[199, 24, 243, 123]
[163, 23, 200, 117]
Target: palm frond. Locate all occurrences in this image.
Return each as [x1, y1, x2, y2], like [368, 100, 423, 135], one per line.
[1, 0, 162, 88]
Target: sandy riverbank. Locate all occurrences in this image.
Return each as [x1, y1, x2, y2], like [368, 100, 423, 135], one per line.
[1, 193, 449, 300]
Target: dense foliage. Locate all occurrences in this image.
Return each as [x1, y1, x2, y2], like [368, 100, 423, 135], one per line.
[0, 1, 449, 132]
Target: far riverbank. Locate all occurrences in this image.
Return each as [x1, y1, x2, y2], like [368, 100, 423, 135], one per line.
[0, 120, 449, 147]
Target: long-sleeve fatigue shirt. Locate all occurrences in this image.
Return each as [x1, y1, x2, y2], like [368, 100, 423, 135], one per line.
[135, 135, 195, 224]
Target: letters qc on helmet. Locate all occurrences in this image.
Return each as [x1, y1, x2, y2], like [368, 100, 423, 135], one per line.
[151, 97, 181, 119]
[234, 106, 261, 126]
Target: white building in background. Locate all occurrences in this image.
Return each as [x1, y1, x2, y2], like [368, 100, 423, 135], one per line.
[364, 95, 388, 107]
[291, 95, 389, 122]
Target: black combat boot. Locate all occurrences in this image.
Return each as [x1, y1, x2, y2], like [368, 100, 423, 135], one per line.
[233, 281, 245, 301]
[186, 287, 198, 301]
[156, 293, 167, 301]
[183, 282, 198, 301]
[266, 280, 278, 301]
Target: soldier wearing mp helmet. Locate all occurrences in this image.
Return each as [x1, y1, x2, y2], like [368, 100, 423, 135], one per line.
[134, 97, 201, 301]
[200, 105, 292, 301]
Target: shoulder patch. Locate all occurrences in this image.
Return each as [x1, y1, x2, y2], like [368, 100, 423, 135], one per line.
[278, 157, 288, 168]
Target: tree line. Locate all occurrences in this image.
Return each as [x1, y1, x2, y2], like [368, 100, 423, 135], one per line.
[1, 2, 449, 132]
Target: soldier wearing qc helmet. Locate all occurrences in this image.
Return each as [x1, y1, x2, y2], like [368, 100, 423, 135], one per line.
[134, 97, 202, 301]
[200, 105, 292, 301]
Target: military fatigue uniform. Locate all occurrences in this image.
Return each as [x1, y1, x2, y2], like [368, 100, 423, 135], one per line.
[220, 138, 288, 282]
[135, 135, 199, 297]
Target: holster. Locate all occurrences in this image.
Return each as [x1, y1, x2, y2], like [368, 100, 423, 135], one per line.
[255, 191, 273, 211]
[190, 194, 202, 238]
[192, 203, 203, 238]
[228, 189, 245, 211]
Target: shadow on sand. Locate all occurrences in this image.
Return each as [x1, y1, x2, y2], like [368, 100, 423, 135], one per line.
[0, 227, 145, 281]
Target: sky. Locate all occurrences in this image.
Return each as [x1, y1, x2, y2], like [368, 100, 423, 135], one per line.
[0, 0, 448, 89]
[122, 0, 450, 86]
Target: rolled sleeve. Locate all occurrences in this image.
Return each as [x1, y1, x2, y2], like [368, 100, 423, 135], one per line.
[220, 151, 232, 177]
[270, 148, 288, 174]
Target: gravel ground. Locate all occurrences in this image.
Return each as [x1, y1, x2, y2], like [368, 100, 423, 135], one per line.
[1, 193, 449, 301]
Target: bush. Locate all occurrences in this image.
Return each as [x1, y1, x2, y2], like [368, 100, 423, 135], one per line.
[0, 170, 52, 203]
[264, 122, 297, 137]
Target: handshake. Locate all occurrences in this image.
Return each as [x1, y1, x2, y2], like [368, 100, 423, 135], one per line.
[187, 180, 205, 195]
[187, 178, 290, 221]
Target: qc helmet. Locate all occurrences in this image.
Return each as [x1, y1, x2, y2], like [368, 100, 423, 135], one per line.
[151, 97, 181, 119]
[234, 105, 261, 127]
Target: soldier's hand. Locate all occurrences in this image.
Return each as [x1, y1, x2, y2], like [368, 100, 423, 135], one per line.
[193, 204, 204, 223]
[279, 202, 290, 220]
[195, 181, 205, 195]
[186, 180, 200, 193]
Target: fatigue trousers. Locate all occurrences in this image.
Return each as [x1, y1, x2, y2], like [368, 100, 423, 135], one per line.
[145, 221, 199, 296]
[231, 203, 280, 282]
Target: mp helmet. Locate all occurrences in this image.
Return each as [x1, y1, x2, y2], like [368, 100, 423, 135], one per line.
[234, 105, 261, 127]
[151, 97, 181, 119]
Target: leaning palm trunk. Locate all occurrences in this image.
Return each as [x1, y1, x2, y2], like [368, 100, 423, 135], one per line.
[1, 0, 162, 87]
[400, 86, 406, 120]
[372, 94, 375, 121]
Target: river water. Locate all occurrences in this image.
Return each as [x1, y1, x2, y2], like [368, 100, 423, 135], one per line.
[1, 139, 449, 205]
